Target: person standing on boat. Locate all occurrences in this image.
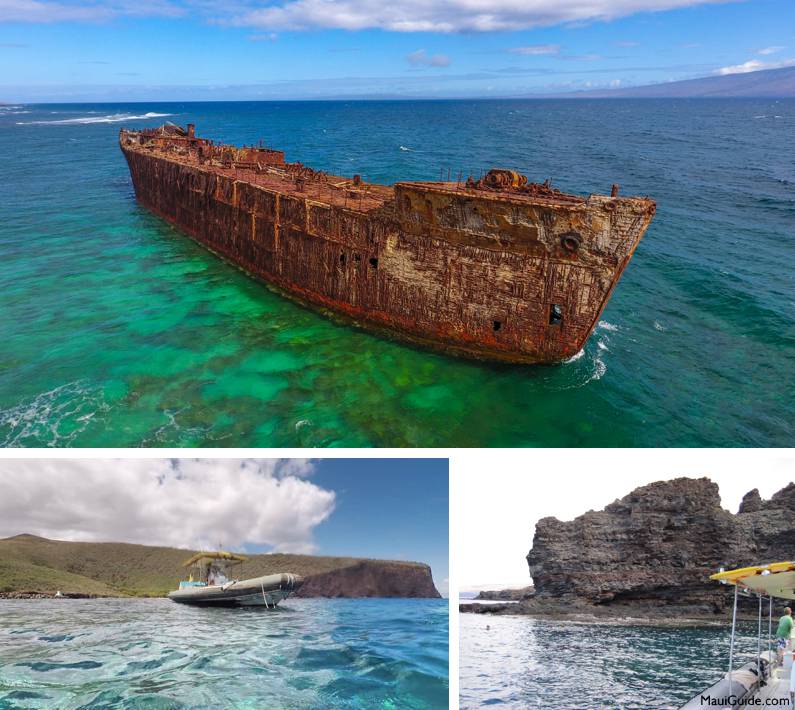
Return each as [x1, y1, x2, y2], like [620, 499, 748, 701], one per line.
[775, 606, 793, 663]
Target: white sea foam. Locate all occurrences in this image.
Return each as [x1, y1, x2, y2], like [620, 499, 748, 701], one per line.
[143, 406, 216, 446]
[16, 111, 174, 126]
[654, 320, 666, 332]
[597, 320, 619, 332]
[588, 356, 607, 383]
[558, 345, 607, 389]
[0, 380, 109, 447]
[399, 145, 414, 151]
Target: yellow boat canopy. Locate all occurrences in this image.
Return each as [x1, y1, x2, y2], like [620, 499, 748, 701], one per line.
[182, 551, 248, 567]
[710, 561, 795, 599]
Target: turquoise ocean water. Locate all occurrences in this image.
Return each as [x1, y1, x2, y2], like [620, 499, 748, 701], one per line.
[1, 100, 792, 446]
[0, 598, 448, 708]
[460, 613, 770, 708]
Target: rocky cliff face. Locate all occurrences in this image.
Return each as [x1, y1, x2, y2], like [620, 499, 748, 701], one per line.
[296, 560, 440, 598]
[526, 478, 795, 616]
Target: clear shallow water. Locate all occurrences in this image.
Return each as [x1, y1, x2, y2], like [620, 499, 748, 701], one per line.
[1, 100, 793, 446]
[460, 614, 769, 709]
[0, 598, 448, 709]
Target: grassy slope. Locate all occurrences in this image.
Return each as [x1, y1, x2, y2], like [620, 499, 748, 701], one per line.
[0, 535, 426, 597]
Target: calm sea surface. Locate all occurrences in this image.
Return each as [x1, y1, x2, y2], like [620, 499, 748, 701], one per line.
[0, 598, 448, 708]
[1, 100, 792, 446]
[460, 613, 768, 709]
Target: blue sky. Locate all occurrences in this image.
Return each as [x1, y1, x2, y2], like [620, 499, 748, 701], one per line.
[0, 0, 792, 100]
[266, 458, 449, 595]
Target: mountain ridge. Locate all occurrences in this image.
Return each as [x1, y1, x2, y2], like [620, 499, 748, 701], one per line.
[0, 534, 440, 599]
[547, 65, 795, 98]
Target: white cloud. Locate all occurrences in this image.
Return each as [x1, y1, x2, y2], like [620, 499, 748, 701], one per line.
[758, 46, 784, 55]
[406, 49, 450, 67]
[509, 44, 560, 55]
[715, 57, 795, 75]
[0, 0, 743, 32]
[0, 0, 184, 22]
[0, 459, 335, 554]
[229, 0, 736, 33]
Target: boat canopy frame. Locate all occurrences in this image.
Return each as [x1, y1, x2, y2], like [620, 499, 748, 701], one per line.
[181, 551, 248, 568]
[711, 561, 795, 691]
[180, 551, 248, 586]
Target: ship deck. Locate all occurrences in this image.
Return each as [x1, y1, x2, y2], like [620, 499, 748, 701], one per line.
[401, 180, 588, 207]
[125, 141, 395, 213]
[123, 138, 598, 215]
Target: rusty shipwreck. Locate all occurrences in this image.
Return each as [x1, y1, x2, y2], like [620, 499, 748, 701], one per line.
[119, 123, 655, 364]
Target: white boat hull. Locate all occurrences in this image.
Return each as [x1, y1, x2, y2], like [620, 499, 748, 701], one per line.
[168, 572, 303, 608]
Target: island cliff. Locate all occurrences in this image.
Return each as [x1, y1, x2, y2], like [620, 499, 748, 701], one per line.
[0, 535, 440, 599]
[465, 478, 795, 620]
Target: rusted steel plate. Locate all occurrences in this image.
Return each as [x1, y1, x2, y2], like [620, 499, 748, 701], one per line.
[120, 125, 655, 364]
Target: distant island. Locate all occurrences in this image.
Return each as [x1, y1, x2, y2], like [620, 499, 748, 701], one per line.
[551, 64, 795, 99]
[0, 534, 440, 599]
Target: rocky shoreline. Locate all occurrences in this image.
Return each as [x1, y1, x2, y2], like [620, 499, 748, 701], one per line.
[458, 602, 732, 626]
[0, 591, 114, 600]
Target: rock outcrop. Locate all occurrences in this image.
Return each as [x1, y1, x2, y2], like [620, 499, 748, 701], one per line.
[525, 478, 795, 617]
[475, 586, 535, 601]
[296, 560, 440, 598]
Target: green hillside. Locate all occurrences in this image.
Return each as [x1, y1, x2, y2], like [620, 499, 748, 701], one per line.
[0, 534, 427, 597]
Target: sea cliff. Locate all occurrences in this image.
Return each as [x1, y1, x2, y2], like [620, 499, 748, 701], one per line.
[465, 478, 795, 621]
[0, 535, 440, 599]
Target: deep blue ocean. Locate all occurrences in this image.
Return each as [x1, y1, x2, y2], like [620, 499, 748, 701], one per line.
[0, 598, 448, 708]
[0, 99, 792, 446]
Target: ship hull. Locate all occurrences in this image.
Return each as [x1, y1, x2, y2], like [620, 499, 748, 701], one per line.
[120, 129, 655, 364]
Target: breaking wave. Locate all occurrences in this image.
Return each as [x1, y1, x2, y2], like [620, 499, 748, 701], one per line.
[558, 323, 615, 387]
[555, 347, 607, 389]
[399, 145, 414, 151]
[16, 111, 174, 126]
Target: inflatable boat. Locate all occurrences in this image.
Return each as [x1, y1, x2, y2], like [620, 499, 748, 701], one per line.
[679, 561, 795, 708]
[167, 551, 303, 607]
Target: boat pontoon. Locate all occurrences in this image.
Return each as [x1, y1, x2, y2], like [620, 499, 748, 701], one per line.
[167, 551, 303, 607]
[679, 561, 795, 708]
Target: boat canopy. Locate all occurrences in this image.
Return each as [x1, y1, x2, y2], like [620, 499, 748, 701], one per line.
[182, 551, 247, 568]
[710, 561, 795, 600]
